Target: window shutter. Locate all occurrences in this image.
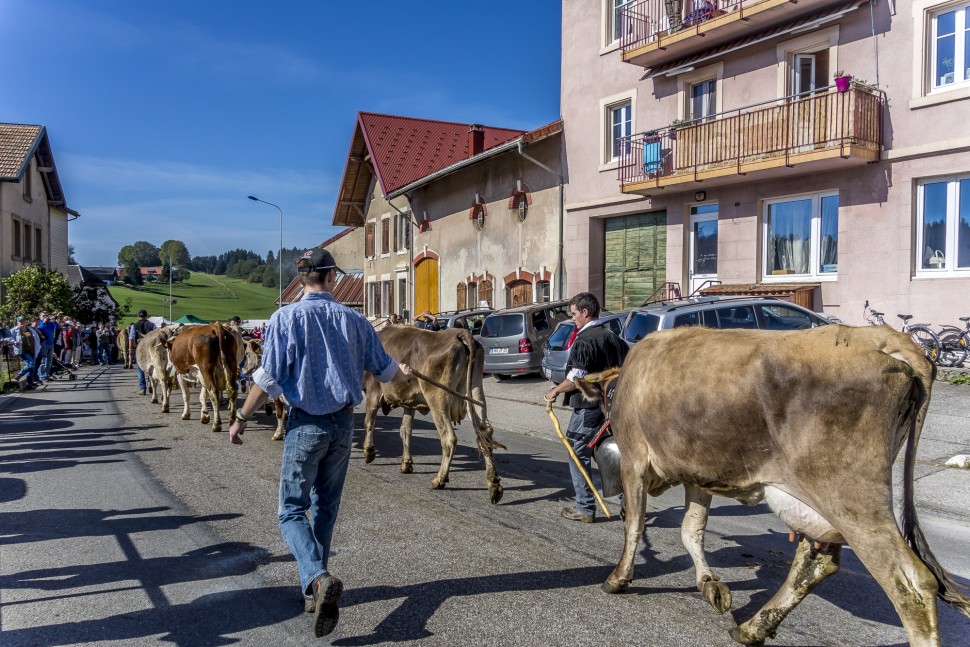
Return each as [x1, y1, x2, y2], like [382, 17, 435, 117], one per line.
[365, 223, 375, 257]
[457, 283, 467, 310]
[381, 219, 390, 254]
[480, 279, 493, 307]
[394, 216, 399, 251]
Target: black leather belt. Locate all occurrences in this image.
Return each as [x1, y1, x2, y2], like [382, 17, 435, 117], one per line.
[291, 405, 354, 418]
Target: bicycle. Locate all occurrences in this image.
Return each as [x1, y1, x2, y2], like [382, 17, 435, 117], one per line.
[863, 301, 941, 363]
[935, 316, 970, 367]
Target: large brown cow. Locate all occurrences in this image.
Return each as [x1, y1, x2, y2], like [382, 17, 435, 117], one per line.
[134, 325, 183, 412]
[362, 326, 505, 504]
[168, 323, 240, 432]
[575, 324, 970, 646]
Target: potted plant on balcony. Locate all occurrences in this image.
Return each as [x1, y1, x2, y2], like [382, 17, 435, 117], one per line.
[850, 77, 877, 93]
[834, 70, 852, 93]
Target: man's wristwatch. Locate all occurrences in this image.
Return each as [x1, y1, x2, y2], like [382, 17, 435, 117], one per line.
[234, 410, 251, 423]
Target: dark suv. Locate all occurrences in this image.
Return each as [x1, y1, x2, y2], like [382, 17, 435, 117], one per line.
[622, 296, 829, 345]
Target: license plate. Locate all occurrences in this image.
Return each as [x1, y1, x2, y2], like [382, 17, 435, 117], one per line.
[489, 347, 508, 355]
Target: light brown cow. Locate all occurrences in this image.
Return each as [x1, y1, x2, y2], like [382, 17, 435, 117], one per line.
[168, 323, 240, 432]
[238, 338, 288, 440]
[116, 327, 134, 368]
[362, 326, 505, 504]
[134, 325, 183, 412]
[575, 324, 970, 646]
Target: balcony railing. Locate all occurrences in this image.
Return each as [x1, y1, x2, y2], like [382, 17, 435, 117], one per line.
[618, 85, 884, 192]
[619, 0, 833, 66]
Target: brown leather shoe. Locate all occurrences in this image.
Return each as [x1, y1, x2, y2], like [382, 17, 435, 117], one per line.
[311, 574, 343, 637]
[560, 506, 594, 523]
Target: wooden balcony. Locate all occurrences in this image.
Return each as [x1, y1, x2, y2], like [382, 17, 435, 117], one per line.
[618, 86, 883, 194]
[620, 0, 848, 68]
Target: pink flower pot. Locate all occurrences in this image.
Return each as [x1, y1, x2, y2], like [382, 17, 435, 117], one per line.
[835, 76, 851, 92]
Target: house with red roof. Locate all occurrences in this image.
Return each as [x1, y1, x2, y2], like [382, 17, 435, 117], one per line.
[331, 112, 564, 321]
[0, 123, 77, 280]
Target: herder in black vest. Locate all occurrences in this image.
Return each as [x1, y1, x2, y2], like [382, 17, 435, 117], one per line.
[544, 292, 628, 523]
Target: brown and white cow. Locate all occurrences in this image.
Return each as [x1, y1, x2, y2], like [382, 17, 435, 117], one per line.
[362, 326, 505, 504]
[134, 325, 183, 412]
[238, 338, 288, 440]
[575, 324, 970, 646]
[168, 323, 240, 432]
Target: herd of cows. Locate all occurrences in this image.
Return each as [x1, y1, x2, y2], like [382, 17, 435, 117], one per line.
[112, 320, 968, 645]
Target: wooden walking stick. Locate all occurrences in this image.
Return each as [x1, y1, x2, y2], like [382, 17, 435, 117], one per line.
[545, 399, 612, 519]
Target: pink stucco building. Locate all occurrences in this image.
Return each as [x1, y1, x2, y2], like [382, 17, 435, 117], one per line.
[562, 0, 970, 325]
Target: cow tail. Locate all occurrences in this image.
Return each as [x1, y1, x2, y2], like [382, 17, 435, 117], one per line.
[217, 325, 235, 400]
[456, 330, 505, 453]
[900, 369, 970, 617]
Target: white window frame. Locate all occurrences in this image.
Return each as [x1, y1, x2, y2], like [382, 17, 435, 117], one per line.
[599, 89, 636, 170]
[609, 102, 632, 161]
[677, 63, 723, 121]
[688, 78, 717, 121]
[915, 175, 970, 276]
[930, 2, 970, 92]
[395, 212, 409, 254]
[775, 27, 840, 100]
[761, 191, 840, 282]
[608, 0, 635, 44]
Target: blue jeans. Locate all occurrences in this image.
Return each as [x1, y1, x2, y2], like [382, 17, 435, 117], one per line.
[136, 361, 147, 391]
[17, 353, 36, 388]
[98, 343, 111, 364]
[38, 343, 53, 381]
[278, 407, 354, 595]
[566, 407, 605, 517]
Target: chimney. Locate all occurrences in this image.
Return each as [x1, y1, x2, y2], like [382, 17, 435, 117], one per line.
[468, 124, 485, 158]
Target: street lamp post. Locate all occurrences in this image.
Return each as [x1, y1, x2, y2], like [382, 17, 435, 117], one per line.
[168, 258, 177, 322]
[247, 195, 284, 309]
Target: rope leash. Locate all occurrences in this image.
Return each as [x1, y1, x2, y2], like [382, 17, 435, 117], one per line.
[408, 367, 486, 408]
[545, 400, 612, 519]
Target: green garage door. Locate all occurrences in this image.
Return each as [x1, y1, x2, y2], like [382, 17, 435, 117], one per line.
[604, 212, 667, 312]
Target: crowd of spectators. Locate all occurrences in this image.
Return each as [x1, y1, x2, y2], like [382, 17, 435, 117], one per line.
[1, 312, 126, 392]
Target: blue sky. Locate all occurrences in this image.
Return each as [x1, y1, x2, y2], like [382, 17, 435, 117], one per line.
[0, 1, 561, 267]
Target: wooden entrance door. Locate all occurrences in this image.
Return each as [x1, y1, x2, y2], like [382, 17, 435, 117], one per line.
[414, 258, 438, 315]
[604, 212, 667, 312]
[507, 280, 532, 307]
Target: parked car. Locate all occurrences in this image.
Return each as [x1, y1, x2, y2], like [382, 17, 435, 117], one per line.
[479, 300, 571, 378]
[540, 311, 627, 383]
[621, 296, 829, 346]
[415, 308, 493, 336]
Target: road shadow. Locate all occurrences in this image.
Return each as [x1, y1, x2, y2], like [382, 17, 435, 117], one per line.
[0, 586, 301, 646]
[0, 476, 26, 502]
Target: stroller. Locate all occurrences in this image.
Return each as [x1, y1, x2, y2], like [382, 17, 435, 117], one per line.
[47, 353, 78, 381]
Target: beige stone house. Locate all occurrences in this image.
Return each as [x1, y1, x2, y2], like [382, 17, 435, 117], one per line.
[332, 113, 564, 321]
[562, 0, 970, 324]
[0, 123, 74, 283]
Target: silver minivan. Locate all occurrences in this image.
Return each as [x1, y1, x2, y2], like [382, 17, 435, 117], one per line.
[480, 300, 571, 378]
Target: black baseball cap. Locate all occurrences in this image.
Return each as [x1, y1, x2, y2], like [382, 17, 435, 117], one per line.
[296, 248, 343, 274]
[138, 309, 148, 317]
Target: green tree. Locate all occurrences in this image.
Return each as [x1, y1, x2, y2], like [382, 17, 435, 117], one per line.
[0, 265, 73, 321]
[118, 241, 161, 268]
[160, 240, 191, 270]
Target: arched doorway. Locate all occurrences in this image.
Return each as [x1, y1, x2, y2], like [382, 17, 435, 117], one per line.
[506, 280, 532, 307]
[414, 257, 439, 315]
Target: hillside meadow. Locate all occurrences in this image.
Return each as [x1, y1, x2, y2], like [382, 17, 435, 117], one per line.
[109, 273, 282, 326]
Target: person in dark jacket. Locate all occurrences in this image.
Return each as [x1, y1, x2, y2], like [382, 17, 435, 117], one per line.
[544, 292, 628, 523]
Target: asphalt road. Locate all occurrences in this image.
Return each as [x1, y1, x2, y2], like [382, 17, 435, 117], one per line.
[1, 365, 968, 646]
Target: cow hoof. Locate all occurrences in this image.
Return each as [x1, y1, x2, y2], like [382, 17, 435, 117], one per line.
[272, 432, 285, 441]
[728, 626, 766, 646]
[363, 447, 375, 464]
[431, 478, 446, 490]
[151, 397, 158, 404]
[400, 461, 413, 474]
[201, 413, 210, 425]
[211, 425, 222, 433]
[702, 579, 733, 614]
[180, 413, 190, 421]
[162, 406, 169, 413]
[601, 578, 629, 594]
[489, 483, 504, 504]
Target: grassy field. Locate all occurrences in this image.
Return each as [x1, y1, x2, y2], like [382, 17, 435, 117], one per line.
[109, 273, 281, 326]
